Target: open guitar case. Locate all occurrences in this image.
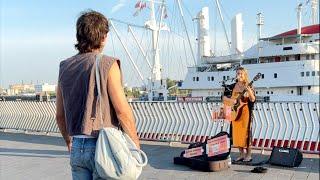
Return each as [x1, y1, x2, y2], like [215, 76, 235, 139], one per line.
[173, 131, 231, 172]
[173, 83, 238, 172]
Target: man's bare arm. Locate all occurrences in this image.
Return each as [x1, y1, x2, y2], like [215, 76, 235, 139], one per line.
[56, 84, 72, 151]
[107, 62, 140, 149]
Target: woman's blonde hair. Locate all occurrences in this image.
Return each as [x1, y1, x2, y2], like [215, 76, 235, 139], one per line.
[236, 67, 250, 85]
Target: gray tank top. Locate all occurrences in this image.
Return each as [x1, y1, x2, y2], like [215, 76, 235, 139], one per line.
[58, 52, 120, 137]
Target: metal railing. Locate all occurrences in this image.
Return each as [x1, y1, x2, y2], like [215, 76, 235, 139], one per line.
[0, 101, 319, 153]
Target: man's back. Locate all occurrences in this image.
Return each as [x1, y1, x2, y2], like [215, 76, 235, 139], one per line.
[59, 52, 118, 136]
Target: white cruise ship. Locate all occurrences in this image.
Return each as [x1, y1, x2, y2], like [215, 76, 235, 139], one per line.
[180, 2, 319, 102]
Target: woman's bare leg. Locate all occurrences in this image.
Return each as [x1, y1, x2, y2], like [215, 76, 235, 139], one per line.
[236, 147, 245, 161]
[243, 146, 252, 161]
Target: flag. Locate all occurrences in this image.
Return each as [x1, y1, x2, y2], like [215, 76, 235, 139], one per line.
[133, 1, 147, 16]
[135, 1, 141, 8]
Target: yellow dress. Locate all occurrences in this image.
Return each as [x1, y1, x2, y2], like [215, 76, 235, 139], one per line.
[231, 91, 251, 148]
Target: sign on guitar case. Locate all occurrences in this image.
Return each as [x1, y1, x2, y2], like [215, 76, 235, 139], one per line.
[183, 147, 204, 158]
[206, 135, 230, 157]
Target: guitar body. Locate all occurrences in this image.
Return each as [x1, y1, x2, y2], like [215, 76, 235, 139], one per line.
[225, 72, 261, 122]
[230, 95, 247, 121]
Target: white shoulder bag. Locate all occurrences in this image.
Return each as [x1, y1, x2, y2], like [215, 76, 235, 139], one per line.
[94, 54, 148, 180]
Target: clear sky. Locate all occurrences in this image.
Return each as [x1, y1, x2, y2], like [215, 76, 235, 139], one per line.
[0, 0, 313, 88]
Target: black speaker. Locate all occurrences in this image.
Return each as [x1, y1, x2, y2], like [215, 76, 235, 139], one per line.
[269, 147, 303, 167]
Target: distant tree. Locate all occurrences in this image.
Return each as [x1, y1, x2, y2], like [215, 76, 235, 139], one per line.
[166, 78, 178, 96]
[49, 92, 56, 97]
[166, 78, 191, 97]
[132, 88, 141, 98]
[124, 87, 133, 98]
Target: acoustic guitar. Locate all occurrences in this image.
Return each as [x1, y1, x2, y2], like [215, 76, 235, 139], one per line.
[231, 73, 261, 121]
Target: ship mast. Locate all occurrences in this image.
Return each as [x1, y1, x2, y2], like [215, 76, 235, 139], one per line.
[146, 0, 168, 101]
[256, 13, 264, 42]
[297, 3, 303, 43]
[311, 0, 318, 24]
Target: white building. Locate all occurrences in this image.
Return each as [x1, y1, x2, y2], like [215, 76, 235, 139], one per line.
[34, 83, 56, 95]
[7, 84, 35, 96]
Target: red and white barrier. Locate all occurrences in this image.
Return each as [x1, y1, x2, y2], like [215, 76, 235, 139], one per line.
[0, 101, 319, 154]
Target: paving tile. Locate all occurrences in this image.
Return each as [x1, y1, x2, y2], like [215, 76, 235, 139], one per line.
[0, 131, 319, 180]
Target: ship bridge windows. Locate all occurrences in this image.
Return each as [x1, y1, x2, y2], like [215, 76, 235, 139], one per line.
[301, 71, 318, 77]
[306, 71, 310, 77]
[306, 54, 310, 60]
[222, 76, 230, 81]
[197, 65, 220, 72]
[242, 58, 257, 65]
[311, 54, 315, 59]
[305, 54, 316, 60]
[259, 58, 270, 63]
[285, 56, 290, 61]
[283, 46, 293, 50]
[259, 57, 284, 63]
[207, 76, 215, 81]
[193, 77, 199, 81]
[298, 87, 303, 96]
[269, 58, 275, 63]
[295, 54, 300, 61]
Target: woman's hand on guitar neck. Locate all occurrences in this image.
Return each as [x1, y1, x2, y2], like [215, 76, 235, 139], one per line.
[245, 86, 253, 93]
[245, 86, 255, 102]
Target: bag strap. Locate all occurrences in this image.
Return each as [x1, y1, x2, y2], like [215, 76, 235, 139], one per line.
[95, 54, 104, 128]
[96, 54, 148, 166]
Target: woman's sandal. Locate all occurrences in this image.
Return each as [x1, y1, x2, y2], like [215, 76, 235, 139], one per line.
[243, 157, 252, 162]
[234, 157, 244, 162]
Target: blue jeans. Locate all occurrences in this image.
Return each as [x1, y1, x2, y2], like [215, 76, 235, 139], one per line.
[70, 137, 103, 180]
